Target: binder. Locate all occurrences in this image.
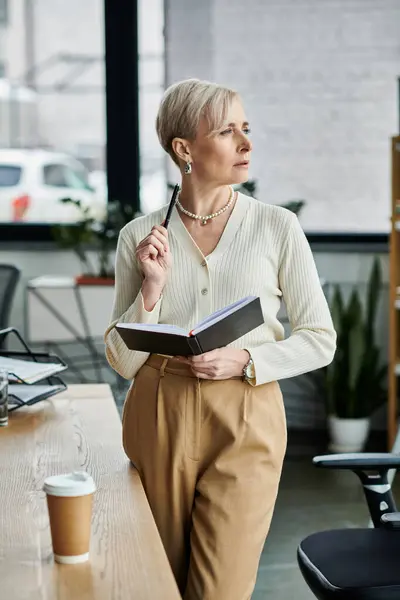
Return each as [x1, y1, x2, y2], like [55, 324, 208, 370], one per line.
[116, 296, 264, 356]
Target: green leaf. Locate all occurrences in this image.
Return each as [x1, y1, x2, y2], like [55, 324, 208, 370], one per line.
[348, 320, 365, 391]
[346, 289, 363, 327]
[330, 285, 344, 338]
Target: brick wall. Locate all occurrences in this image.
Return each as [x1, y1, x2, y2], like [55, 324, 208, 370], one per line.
[165, 0, 400, 233]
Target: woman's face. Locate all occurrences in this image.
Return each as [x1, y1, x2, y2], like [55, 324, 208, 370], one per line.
[187, 97, 252, 186]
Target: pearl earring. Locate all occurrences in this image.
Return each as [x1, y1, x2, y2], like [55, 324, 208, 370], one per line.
[184, 161, 192, 175]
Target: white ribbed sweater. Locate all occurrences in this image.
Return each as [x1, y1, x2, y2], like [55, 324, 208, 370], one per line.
[105, 193, 336, 385]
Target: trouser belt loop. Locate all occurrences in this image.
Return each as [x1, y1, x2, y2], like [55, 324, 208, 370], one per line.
[159, 358, 169, 377]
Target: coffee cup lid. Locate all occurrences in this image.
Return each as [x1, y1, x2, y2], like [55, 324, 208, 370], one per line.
[43, 471, 96, 497]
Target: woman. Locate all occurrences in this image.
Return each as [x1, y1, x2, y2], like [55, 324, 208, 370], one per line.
[105, 78, 336, 600]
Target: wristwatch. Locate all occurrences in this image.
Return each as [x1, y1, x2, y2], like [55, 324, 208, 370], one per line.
[243, 354, 255, 383]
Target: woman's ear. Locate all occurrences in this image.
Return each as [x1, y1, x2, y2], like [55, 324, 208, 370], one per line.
[171, 137, 192, 164]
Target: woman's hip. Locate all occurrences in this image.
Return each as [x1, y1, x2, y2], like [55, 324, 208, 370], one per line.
[122, 354, 287, 467]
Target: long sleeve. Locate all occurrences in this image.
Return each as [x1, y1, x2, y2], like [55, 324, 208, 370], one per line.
[103, 197, 336, 385]
[104, 229, 162, 379]
[247, 212, 336, 386]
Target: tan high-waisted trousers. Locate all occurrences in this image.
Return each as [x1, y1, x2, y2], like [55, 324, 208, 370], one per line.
[122, 354, 287, 600]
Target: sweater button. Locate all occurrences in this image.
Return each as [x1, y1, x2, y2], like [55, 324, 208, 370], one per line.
[201, 260, 207, 267]
[201, 288, 208, 295]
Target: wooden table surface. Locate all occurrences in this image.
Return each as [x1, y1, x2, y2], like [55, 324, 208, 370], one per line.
[0, 384, 181, 600]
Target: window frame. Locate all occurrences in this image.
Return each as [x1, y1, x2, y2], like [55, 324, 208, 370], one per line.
[41, 162, 94, 192]
[0, 222, 389, 246]
[0, 0, 7, 25]
[42, 163, 73, 189]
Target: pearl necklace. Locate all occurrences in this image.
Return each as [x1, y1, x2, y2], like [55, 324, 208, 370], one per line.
[176, 186, 235, 226]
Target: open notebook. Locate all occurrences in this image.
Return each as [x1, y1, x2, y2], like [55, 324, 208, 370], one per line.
[116, 296, 264, 356]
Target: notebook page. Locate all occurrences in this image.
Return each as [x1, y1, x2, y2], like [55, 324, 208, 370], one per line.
[191, 296, 256, 335]
[0, 356, 65, 384]
[116, 322, 188, 336]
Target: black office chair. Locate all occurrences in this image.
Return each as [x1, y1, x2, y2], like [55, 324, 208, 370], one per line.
[0, 265, 20, 349]
[297, 453, 400, 600]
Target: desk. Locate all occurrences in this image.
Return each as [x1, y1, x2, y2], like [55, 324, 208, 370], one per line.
[0, 384, 181, 600]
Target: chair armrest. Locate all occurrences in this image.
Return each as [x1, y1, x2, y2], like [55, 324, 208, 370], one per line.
[313, 453, 400, 470]
[381, 513, 400, 530]
[313, 453, 400, 528]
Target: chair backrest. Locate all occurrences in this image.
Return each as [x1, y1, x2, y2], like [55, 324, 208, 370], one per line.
[0, 264, 20, 331]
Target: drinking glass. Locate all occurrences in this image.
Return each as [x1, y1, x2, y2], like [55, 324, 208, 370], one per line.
[0, 369, 8, 427]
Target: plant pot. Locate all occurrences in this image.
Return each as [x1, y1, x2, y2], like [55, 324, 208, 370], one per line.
[328, 415, 370, 453]
[75, 275, 115, 286]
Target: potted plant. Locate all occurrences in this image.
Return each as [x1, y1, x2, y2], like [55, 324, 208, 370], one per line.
[52, 198, 137, 285]
[309, 257, 387, 452]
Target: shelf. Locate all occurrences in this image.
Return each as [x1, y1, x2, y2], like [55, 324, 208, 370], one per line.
[389, 136, 400, 449]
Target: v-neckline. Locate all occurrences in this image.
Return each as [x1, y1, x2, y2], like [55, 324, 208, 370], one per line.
[169, 191, 250, 264]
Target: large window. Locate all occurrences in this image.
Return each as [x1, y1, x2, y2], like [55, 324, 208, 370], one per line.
[138, 0, 166, 215]
[0, 0, 105, 225]
[0, 0, 166, 228]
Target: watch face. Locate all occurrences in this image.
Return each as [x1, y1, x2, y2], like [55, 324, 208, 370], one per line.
[245, 360, 255, 379]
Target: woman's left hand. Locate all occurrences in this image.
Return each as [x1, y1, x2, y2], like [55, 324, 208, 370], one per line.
[177, 348, 250, 380]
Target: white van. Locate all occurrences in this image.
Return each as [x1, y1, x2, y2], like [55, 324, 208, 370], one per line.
[0, 148, 106, 223]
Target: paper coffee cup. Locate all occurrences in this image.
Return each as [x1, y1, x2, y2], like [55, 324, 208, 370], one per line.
[43, 471, 96, 564]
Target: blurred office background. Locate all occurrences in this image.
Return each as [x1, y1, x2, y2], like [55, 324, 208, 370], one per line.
[0, 1, 399, 597]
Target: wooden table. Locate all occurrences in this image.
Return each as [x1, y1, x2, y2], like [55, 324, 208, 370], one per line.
[0, 384, 181, 600]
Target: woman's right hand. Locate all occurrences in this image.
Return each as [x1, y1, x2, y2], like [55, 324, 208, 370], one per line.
[135, 224, 172, 289]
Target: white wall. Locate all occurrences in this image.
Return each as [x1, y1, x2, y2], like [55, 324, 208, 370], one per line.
[165, 0, 400, 233]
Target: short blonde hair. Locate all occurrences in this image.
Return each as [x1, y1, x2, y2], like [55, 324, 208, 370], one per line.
[156, 78, 238, 165]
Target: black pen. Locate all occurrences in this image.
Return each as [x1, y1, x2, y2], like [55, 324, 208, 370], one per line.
[163, 184, 180, 230]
